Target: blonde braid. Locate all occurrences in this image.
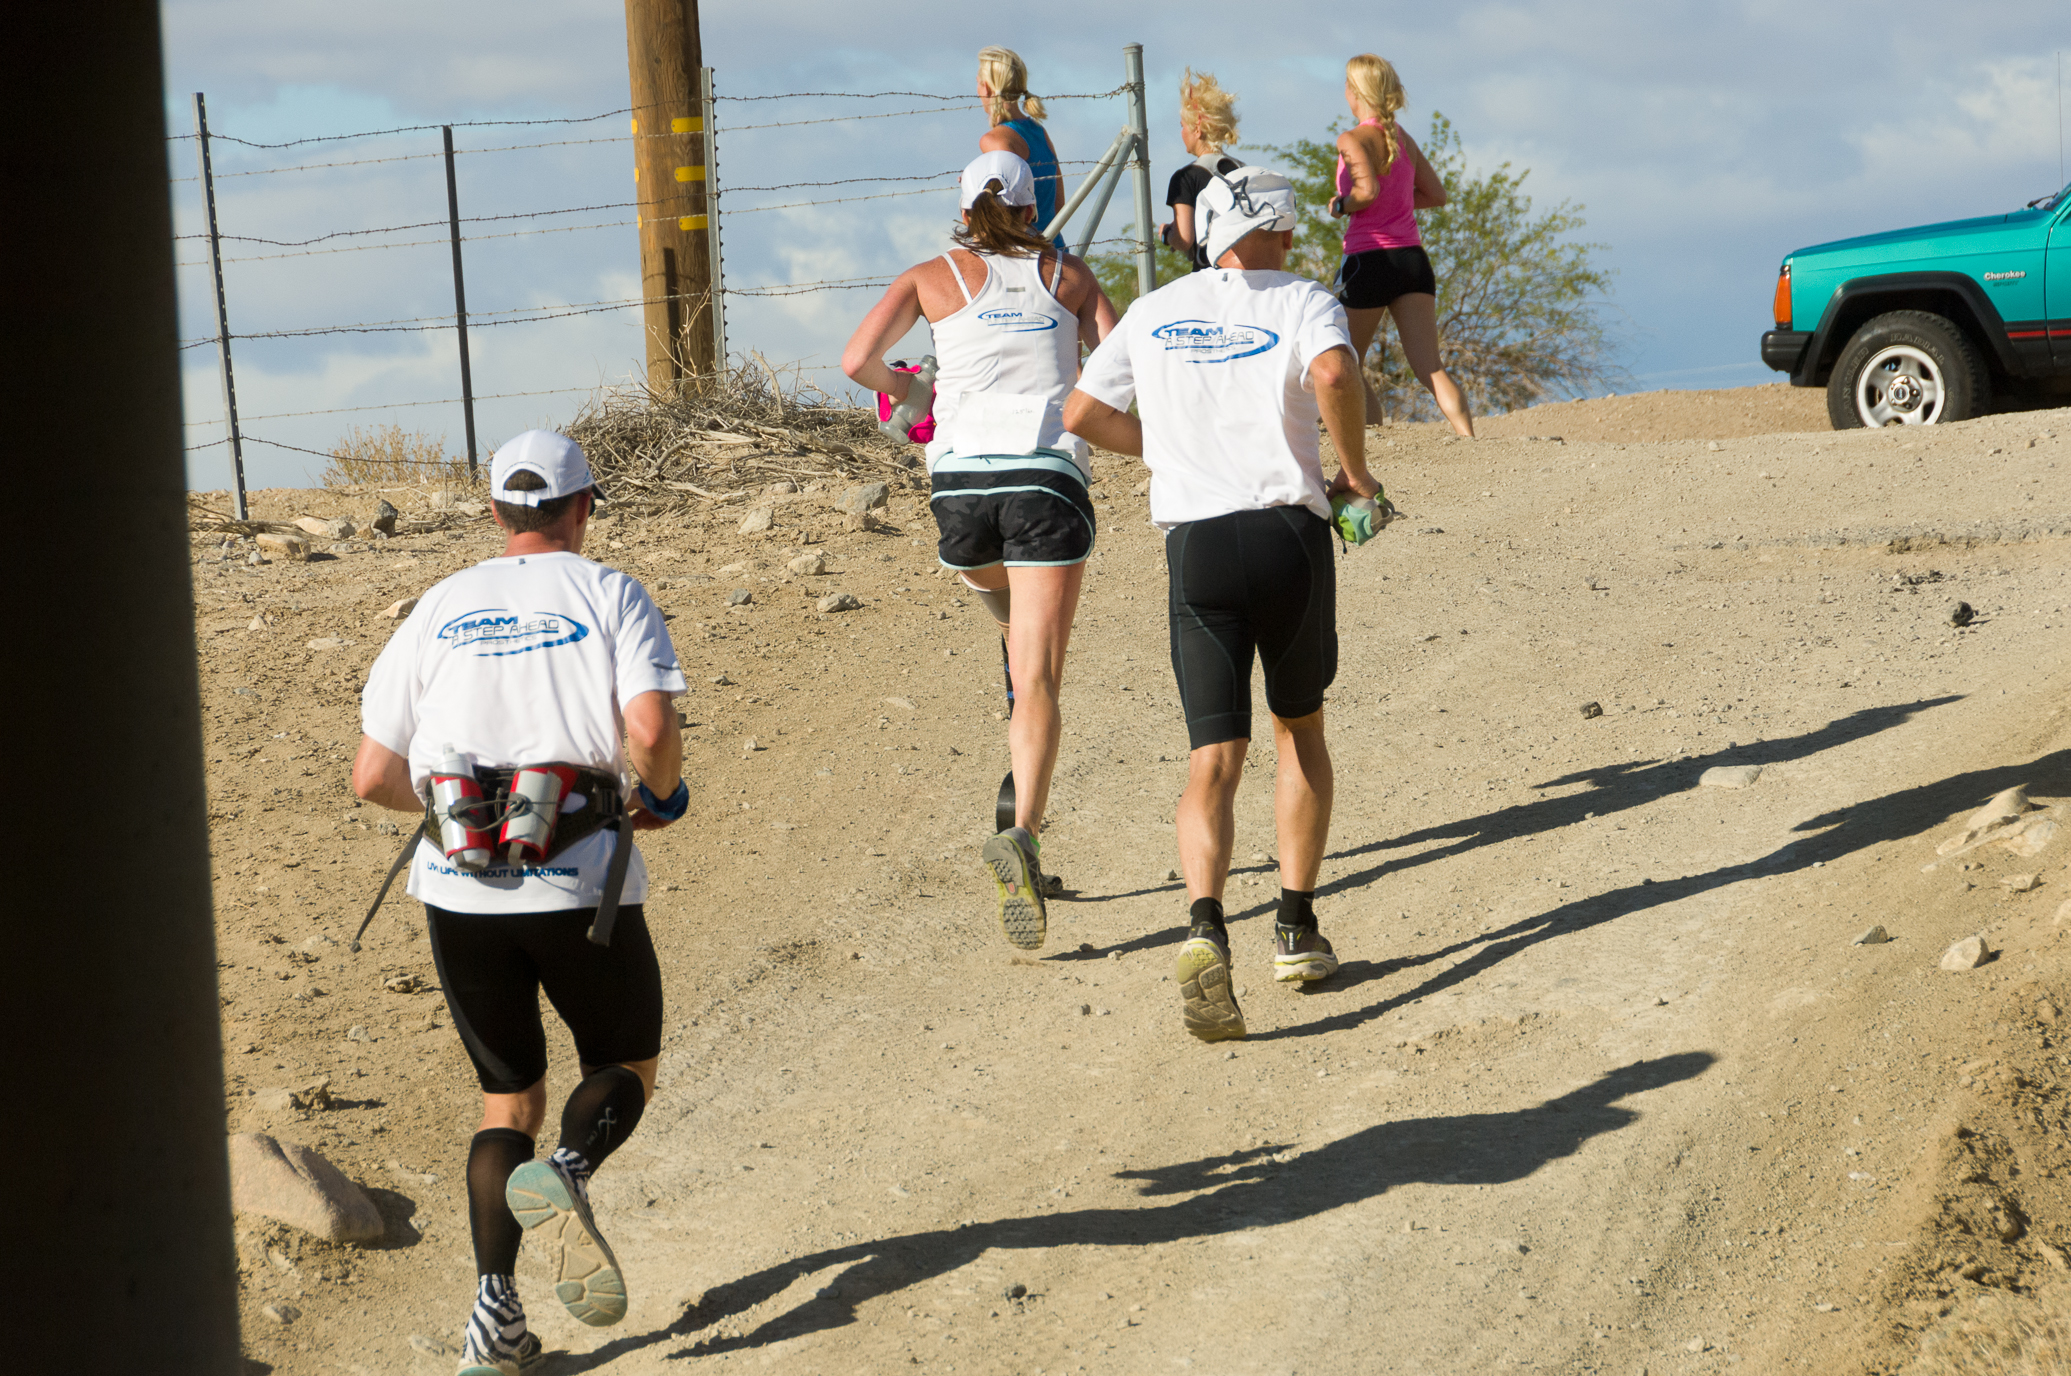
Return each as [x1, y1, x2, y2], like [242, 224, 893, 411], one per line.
[1346, 53, 1407, 175]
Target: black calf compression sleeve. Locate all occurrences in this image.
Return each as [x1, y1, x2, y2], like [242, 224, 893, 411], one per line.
[558, 1065, 647, 1168]
[466, 1128, 534, 1276]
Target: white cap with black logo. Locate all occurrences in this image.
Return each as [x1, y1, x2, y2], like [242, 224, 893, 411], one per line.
[1197, 166, 1298, 269]
[489, 429, 606, 506]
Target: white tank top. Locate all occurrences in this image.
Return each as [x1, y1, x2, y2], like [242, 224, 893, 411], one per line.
[923, 248, 1088, 476]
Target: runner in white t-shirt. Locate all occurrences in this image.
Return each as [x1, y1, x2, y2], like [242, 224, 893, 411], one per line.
[1065, 167, 1386, 1045]
[351, 431, 688, 1375]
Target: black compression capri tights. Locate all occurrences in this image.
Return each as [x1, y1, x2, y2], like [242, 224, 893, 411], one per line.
[426, 904, 663, 1094]
[1165, 504, 1339, 750]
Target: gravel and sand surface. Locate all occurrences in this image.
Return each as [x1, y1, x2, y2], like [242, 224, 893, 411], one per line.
[196, 385, 2071, 1375]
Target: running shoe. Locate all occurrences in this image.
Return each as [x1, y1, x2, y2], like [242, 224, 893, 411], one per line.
[505, 1159, 628, 1327]
[456, 1332, 539, 1376]
[457, 1357, 516, 1376]
[981, 825, 1047, 949]
[1176, 930, 1246, 1042]
[1273, 923, 1340, 982]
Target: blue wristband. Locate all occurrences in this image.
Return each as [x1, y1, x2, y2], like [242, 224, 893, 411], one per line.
[636, 779, 689, 820]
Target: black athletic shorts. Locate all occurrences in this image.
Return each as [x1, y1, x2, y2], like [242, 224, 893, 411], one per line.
[929, 455, 1096, 570]
[1166, 505, 1338, 749]
[425, 904, 663, 1095]
[1336, 245, 1437, 310]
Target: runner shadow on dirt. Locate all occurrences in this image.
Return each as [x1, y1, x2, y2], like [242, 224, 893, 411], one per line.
[1316, 695, 1962, 900]
[1048, 699, 1962, 958]
[1251, 745, 2071, 1044]
[550, 1053, 1711, 1368]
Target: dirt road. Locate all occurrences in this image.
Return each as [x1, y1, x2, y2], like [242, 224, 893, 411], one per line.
[199, 388, 2071, 1375]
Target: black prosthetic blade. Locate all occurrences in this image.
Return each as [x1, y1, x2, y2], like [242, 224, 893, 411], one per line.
[996, 770, 1016, 834]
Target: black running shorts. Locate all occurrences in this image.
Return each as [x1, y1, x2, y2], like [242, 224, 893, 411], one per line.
[1166, 505, 1338, 750]
[929, 456, 1096, 570]
[426, 904, 663, 1095]
[1336, 245, 1437, 310]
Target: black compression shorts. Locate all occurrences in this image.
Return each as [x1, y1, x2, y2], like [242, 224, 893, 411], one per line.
[1166, 505, 1338, 749]
[929, 457, 1096, 569]
[426, 904, 663, 1095]
[1336, 245, 1437, 310]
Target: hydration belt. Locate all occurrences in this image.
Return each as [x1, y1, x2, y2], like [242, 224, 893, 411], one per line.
[352, 764, 632, 951]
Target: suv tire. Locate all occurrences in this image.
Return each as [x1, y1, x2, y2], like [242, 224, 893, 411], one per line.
[1827, 309, 1988, 429]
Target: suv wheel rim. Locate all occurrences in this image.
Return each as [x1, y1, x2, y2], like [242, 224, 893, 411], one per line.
[1855, 344, 1945, 426]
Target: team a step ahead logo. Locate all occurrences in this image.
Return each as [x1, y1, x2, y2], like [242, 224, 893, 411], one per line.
[1152, 320, 1281, 363]
[438, 609, 591, 656]
[978, 307, 1061, 333]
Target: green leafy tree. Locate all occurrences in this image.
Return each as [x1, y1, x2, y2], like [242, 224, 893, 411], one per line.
[1264, 114, 1621, 420]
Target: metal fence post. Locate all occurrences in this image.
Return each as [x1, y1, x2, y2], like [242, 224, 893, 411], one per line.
[701, 66, 726, 375]
[442, 126, 479, 479]
[192, 93, 248, 521]
[1123, 44, 1155, 300]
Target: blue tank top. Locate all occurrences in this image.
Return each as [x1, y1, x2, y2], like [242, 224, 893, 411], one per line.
[1002, 117, 1063, 238]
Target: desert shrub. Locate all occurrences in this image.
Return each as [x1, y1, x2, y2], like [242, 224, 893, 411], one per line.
[320, 425, 468, 489]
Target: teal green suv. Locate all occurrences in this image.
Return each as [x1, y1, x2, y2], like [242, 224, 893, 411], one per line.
[1761, 182, 2071, 427]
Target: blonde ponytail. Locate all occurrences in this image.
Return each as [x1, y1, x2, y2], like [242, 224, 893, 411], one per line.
[1345, 53, 1406, 175]
[978, 46, 1045, 124]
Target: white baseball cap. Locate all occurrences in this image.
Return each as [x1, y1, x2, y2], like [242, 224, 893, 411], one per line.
[490, 429, 606, 506]
[959, 150, 1036, 210]
[1197, 166, 1298, 268]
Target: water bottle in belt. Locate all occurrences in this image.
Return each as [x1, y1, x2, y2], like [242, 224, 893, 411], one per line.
[429, 745, 493, 871]
[501, 763, 580, 866]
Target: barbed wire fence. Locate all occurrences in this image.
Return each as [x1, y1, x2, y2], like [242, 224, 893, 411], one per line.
[176, 46, 1155, 518]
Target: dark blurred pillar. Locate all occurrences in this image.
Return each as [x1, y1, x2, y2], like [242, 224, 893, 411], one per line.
[1, 3, 242, 1371]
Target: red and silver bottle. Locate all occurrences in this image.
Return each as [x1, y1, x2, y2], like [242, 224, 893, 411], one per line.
[429, 745, 493, 871]
[501, 763, 579, 866]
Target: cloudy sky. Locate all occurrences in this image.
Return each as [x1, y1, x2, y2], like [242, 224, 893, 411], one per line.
[161, 0, 2069, 489]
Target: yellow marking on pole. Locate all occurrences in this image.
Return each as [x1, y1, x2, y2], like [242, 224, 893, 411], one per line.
[678, 215, 708, 231]
[630, 118, 639, 133]
[632, 165, 639, 181]
[672, 116, 703, 133]
[674, 165, 706, 182]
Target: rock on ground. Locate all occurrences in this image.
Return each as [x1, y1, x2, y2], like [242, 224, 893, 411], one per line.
[1700, 765, 1763, 789]
[228, 1132, 385, 1244]
[1939, 935, 1992, 972]
[839, 482, 890, 515]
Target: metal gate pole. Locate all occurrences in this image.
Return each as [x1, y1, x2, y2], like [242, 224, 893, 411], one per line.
[442, 127, 480, 479]
[1123, 44, 1156, 300]
[192, 93, 247, 521]
[1078, 136, 1132, 255]
[700, 66, 726, 375]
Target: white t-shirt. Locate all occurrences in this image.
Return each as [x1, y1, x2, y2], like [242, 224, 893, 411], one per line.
[360, 550, 688, 914]
[1075, 268, 1353, 528]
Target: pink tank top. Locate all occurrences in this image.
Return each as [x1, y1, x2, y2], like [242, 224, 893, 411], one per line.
[1337, 119, 1419, 253]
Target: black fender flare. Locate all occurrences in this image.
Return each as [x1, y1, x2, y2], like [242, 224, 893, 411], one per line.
[1795, 272, 2020, 386]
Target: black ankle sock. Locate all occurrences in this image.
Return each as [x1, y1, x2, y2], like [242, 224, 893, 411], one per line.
[1278, 888, 1317, 929]
[1188, 897, 1227, 943]
[466, 1128, 534, 1276]
[558, 1065, 648, 1170]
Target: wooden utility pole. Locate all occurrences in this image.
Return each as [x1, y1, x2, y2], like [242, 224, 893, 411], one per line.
[625, 0, 715, 389]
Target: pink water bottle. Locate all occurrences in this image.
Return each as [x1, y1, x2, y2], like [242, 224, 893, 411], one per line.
[429, 746, 493, 871]
[501, 764, 579, 866]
